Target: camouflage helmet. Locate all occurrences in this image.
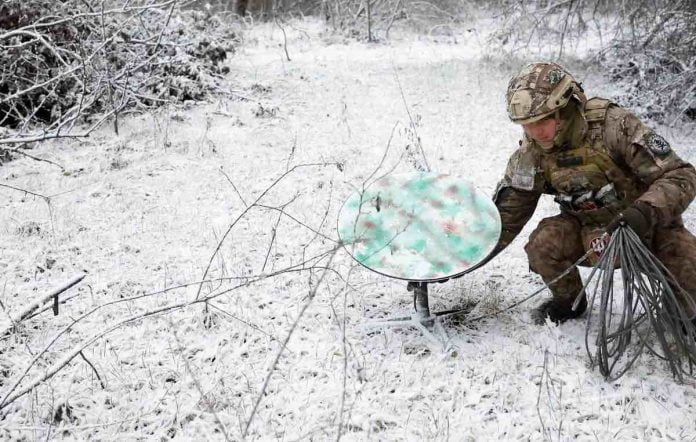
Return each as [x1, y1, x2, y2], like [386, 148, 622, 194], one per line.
[506, 62, 586, 124]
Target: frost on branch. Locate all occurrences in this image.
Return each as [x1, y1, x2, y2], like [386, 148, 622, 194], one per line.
[0, 0, 239, 145]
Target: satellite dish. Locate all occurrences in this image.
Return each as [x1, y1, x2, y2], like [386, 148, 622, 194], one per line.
[338, 172, 501, 282]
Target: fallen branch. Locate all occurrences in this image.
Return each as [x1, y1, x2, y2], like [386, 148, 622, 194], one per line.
[0, 183, 50, 201]
[243, 249, 339, 438]
[0, 246, 342, 411]
[0, 299, 192, 409]
[18, 292, 83, 324]
[0, 105, 123, 145]
[2, 146, 65, 170]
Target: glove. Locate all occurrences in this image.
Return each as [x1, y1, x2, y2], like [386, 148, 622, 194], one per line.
[606, 201, 654, 240]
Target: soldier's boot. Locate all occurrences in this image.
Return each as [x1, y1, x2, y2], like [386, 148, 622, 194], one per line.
[530, 269, 587, 325]
[532, 293, 587, 325]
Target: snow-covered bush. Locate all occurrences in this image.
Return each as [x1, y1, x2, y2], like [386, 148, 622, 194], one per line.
[0, 1, 239, 144]
[267, 0, 470, 41]
[606, 2, 696, 122]
[489, 0, 696, 122]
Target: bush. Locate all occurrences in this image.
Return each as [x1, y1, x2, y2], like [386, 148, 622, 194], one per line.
[488, 0, 696, 123]
[0, 0, 240, 143]
[605, 2, 696, 121]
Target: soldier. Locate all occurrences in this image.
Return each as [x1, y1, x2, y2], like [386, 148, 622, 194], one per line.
[493, 61, 696, 324]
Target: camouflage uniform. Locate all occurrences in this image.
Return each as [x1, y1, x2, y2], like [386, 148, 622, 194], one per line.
[496, 62, 696, 320]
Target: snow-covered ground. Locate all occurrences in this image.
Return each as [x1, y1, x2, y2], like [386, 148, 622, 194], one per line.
[2, 17, 696, 441]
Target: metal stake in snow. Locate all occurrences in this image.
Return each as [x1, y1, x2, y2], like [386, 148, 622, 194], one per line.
[1, 273, 86, 337]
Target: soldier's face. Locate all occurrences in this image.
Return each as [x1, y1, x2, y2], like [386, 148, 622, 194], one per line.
[522, 116, 558, 145]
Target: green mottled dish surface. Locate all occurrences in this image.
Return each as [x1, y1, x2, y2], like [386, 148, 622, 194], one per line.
[338, 172, 501, 281]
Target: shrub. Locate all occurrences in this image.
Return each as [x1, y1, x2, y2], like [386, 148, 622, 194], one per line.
[0, 0, 239, 143]
[488, 0, 696, 123]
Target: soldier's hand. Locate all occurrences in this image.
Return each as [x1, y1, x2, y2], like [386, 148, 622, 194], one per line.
[606, 201, 654, 239]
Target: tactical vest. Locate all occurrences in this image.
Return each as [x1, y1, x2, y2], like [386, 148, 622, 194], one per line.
[539, 98, 648, 226]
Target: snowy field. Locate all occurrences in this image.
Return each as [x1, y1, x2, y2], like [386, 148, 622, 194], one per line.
[2, 17, 696, 441]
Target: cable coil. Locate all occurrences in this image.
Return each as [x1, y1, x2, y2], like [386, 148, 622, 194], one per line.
[579, 225, 696, 381]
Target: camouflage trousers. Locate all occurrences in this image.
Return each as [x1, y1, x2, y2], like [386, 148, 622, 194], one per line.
[524, 213, 696, 317]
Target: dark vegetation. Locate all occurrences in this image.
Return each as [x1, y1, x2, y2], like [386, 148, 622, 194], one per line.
[0, 0, 238, 145]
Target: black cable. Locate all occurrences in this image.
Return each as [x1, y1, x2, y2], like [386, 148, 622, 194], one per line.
[434, 223, 696, 381]
[584, 225, 696, 381]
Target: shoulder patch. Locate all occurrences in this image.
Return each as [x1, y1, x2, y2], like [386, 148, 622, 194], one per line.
[642, 131, 671, 156]
[505, 147, 539, 191]
[511, 172, 535, 191]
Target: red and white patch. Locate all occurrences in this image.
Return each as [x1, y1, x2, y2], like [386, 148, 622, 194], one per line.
[590, 235, 610, 257]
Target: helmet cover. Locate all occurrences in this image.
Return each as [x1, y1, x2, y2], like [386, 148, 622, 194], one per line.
[506, 62, 585, 124]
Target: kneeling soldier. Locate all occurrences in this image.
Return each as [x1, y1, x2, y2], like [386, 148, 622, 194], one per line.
[492, 62, 696, 324]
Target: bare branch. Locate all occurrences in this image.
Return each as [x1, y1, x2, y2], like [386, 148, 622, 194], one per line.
[78, 351, 106, 390]
[392, 65, 430, 171]
[243, 249, 339, 438]
[3, 146, 65, 170]
[219, 166, 248, 207]
[168, 317, 232, 441]
[0, 246, 342, 409]
[0, 183, 50, 201]
[1, 273, 86, 338]
[194, 163, 339, 301]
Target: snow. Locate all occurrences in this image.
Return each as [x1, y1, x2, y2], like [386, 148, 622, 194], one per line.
[2, 16, 696, 441]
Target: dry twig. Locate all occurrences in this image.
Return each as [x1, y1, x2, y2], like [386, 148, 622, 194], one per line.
[243, 249, 339, 438]
[195, 162, 339, 301]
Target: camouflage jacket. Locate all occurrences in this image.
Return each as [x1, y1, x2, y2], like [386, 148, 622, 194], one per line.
[493, 97, 696, 253]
